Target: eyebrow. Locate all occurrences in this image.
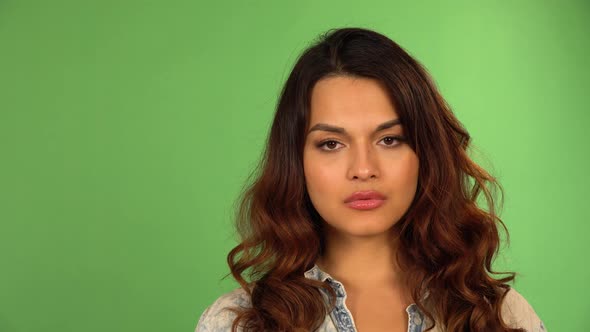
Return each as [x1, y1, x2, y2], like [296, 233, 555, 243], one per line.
[307, 118, 402, 136]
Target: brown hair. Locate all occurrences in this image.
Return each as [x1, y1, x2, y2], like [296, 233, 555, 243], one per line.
[223, 27, 524, 332]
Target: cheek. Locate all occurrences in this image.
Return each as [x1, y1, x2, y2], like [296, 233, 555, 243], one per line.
[391, 153, 419, 193]
[304, 160, 340, 194]
[303, 155, 345, 217]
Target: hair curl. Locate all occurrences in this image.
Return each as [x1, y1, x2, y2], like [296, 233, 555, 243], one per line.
[223, 27, 524, 332]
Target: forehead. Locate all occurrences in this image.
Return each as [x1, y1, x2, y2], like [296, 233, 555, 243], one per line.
[309, 75, 398, 124]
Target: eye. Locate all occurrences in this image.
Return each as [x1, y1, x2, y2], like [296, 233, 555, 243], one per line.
[379, 136, 404, 147]
[316, 140, 343, 151]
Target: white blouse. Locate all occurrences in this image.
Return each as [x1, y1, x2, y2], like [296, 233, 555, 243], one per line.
[196, 264, 547, 331]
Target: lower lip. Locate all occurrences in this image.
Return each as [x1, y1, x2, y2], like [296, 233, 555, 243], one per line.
[345, 199, 385, 210]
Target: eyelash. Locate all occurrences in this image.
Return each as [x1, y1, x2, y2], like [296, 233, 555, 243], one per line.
[315, 136, 406, 152]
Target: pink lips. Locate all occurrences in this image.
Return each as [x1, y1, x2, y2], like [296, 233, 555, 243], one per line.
[344, 190, 386, 210]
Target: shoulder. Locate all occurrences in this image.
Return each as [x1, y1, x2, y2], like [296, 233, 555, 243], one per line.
[195, 287, 252, 332]
[500, 287, 548, 331]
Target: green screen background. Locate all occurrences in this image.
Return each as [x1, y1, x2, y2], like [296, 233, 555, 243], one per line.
[0, 1, 588, 331]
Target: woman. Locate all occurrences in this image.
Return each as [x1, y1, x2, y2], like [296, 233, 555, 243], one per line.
[195, 27, 547, 332]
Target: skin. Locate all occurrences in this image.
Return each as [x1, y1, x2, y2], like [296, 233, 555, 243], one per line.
[303, 75, 420, 331]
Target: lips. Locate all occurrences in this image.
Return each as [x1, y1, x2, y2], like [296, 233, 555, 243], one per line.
[344, 190, 386, 203]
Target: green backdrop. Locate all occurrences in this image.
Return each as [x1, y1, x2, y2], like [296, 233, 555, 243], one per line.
[0, 1, 588, 331]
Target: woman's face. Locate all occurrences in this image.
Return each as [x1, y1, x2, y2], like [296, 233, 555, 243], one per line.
[303, 75, 419, 238]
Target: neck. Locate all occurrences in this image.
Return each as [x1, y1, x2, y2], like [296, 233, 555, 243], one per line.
[315, 226, 406, 287]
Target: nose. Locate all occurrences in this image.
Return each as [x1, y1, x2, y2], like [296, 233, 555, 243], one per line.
[347, 143, 380, 181]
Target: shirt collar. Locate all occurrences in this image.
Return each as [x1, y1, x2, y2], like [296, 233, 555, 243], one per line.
[304, 264, 334, 282]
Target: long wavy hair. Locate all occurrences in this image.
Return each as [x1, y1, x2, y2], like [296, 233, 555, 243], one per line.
[223, 27, 523, 332]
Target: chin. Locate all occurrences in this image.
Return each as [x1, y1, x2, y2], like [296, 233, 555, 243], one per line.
[330, 218, 397, 237]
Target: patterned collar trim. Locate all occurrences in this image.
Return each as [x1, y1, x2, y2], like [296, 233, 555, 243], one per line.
[304, 264, 334, 282]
